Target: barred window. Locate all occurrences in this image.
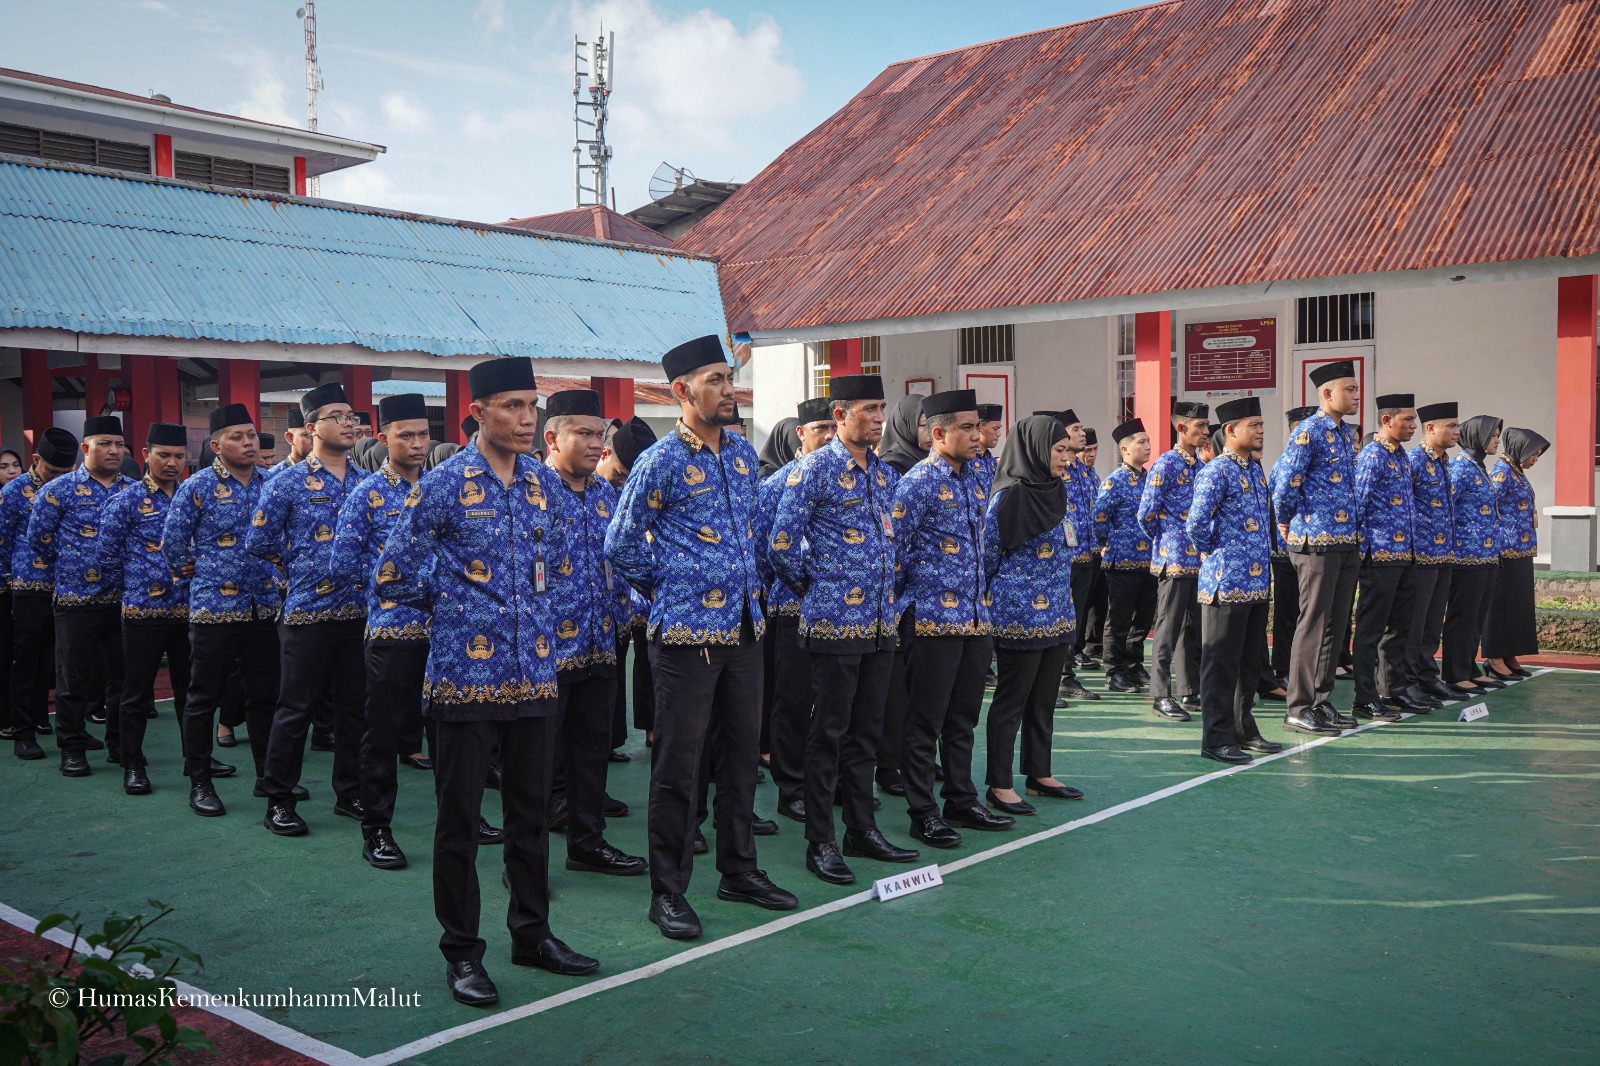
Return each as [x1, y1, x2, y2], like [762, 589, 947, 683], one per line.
[1296, 293, 1374, 345]
[958, 325, 1014, 365]
[807, 342, 831, 398]
[860, 336, 882, 376]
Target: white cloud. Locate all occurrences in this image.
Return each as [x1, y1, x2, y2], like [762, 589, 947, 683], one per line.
[475, 0, 509, 34]
[380, 91, 434, 135]
[130, 0, 173, 13]
[228, 49, 298, 128]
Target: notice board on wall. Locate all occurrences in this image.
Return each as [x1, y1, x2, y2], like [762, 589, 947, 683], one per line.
[1183, 318, 1277, 392]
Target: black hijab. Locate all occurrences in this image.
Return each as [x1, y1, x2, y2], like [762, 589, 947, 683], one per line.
[1501, 427, 1549, 470]
[877, 396, 928, 473]
[1458, 415, 1502, 466]
[759, 417, 801, 477]
[992, 415, 1069, 552]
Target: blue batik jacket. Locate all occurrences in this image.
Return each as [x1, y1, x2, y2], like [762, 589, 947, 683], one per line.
[1187, 450, 1272, 605]
[26, 468, 136, 608]
[546, 470, 627, 676]
[331, 462, 430, 644]
[245, 454, 366, 625]
[98, 475, 188, 621]
[971, 451, 998, 496]
[378, 443, 572, 716]
[767, 437, 901, 653]
[1407, 445, 1454, 566]
[1137, 448, 1202, 577]
[605, 422, 765, 646]
[1, 469, 51, 593]
[163, 459, 281, 624]
[982, 488, 1076, 649]
[1060, 458, 1098, 566]
[1490, 458, 1537, 560]
[892, 453, 991, 637]
[1093, 464, 1153, 570]
[1354, 436, 1416, 566]
[1271, 409, 1361, 553]
[1448, 454, 1501, 567]
[755, 463, 802, 619]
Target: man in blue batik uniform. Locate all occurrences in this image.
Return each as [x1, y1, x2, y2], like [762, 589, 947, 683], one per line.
[1273, 360, 1363, 737]
[270, 407, 312, 479]
[606, 335, 799, 943]
[971, 403, 1003, 494]
[1187, 397, 1282, 765]
[27, 415, 134, 776]
[1268, 407, 1316, 687]
[769, 375, 920, 885]
[1095, 418, 1156, 693]
[1137, 400, 1209, 721]
[1405, 401, 1459, 705]
[1056, 409, 1102, 700]
[379, 356, 595, 1007]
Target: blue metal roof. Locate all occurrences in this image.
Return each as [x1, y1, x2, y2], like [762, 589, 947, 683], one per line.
[0, 159, 730, 366]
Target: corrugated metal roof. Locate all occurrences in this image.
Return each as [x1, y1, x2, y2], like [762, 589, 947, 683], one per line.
[502, 206, 676, 249]
[0, 158, 732, 365]
[677, 0, 1600, 333]
[319, 377, 753, 405]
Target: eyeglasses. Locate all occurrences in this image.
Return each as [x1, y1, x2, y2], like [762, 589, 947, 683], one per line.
[315, 413, 358, 427]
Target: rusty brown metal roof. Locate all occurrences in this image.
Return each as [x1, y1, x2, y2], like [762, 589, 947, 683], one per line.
[677, 0, 1600, 334]
[503, 205, 676, 249]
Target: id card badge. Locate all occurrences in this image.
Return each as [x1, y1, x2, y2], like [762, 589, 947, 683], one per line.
[1064, 519, 1079, 548]
[534, 558, 547, 594]
[880, 511, 894, 539]
[603, 559, 614, 591]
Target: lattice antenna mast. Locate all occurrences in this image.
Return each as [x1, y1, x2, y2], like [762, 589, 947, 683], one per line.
[573, 27, 615, 208]
[296, 2, 324, 195]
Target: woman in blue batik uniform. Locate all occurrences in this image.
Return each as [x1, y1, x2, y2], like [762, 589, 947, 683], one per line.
[1481, 427, 1550, 680]
[1441, 415, 1506, 695]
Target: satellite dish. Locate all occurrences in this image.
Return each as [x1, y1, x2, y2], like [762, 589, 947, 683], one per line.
[649, 162, 695, 202]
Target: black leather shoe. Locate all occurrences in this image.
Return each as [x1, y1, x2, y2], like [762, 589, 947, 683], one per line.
[943, 803, 1015, 832]
[648, 893, 702, 940]
[484, 763, 502, 790]
[547, 795, 569, 831]
[718, 870, 799, 910]
[1201, 745, 1253, 764]
[1152, 698, 1191, 721]
[1060, 679, 1100, 701]
[35, 721, 52, 735]
[1404, 685, 1444, 709]
[1105, 671, 1140, 693]
[602, 793, 628, 818]
[806, 842, 856, 885]
[189, 783, 225, 817]
[446, 961, 498, 1007]
[608, 749, 631, 763]
[1240, 736, 1284, 754]
[1133, 665, 1152, 685]
[909, 815, 962, 849]
[400, 753, 432, 770]
[566, 842, 647, 876]
[984, 787, 1036, 816]
[14, 736, 44, 760]
[1024, 776, 1084, 800]
[88, 711, 107, 725]
[751, 816, 779, 836]
[1352, 701, 1403, 722]
[216, 731, 237, 748]
[512, 936, 598, 976]
[123, 766, 151, 795]
[1383, 693, 1430, 714]
[1473, 676, 1507, 690]
[842, 828, 920, 864]
[362, 827, 408, 870]
[692, 829, 709, 854]
[1419, 677, 1456, 700]
[253, 779, 309, 801]
[82, 734, 105, 751]
[334, 795, 366, 820]
[875, 769, 907, 797]
[1256, 686, 1288, 703]
[209, 756, 237, 778]
[1075, 652, 1103, 672]
[478, 817, 505, 844]
[263, 803, 308, 836]
[1179, 693, 1203, 714]
[1441, 682, 1479, 700]
[105, 747, 121, 764]
[310, 732, 335, 752]
[1481, 661, 1518, 682]
[777, 796, 806, 822]
[1317, 701, 1357, 729]
[60, 752, 90, 777]
[1283, 710, 1340, 736]
[1507, 663, 1534, 679]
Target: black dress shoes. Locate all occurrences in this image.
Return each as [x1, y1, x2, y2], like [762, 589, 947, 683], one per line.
[123, 766, 151, 795]
[648, 893, 702, 940]
[1201, 745, 1253, 764]
[478, 817, 505, 844]
[106, 748, 121, 764]
[1024, 776, 1084, 800]
[14, 736, 44, 760]
[362, 827, 408, 870]
[876, 768, 907, 797]
[1133, 665, 1152, 686]
[1419, 677, 1457, 700]
[82, 734, 105, 751]
[1152, 698, 1191, 721]
[310, 732, 336, 752]
[777, 796, 806, 822]
[400, 753, 432, 770]
[1352, 701, 1403, 722]
[1075, 652, 1103, 672]
[547, 795, 570, 831]
[602, 793, 629, 818]
[209, 756, 236, 777]
[512, 937, 598, 976]
[1256, 686, 1288, 703]
[1473, 676, 1507, 690]
[717, 870, 799, 910]
[566, 842, 647, 876]
[806, 842, 857, 885]
[60, 752, 90, 777]
[189, 783, 225, 817]
[1283, 710, 1340, 736]
[216, 731, 237, 748]
[1480, 661, 1518, 682]
[1060, 678, 1100, 701]
[1179, 693, 1203, 714]
[253, 779, 310, 801]
[484, 764, 502, 790]
[842, 828, 920, 864]
[984, 788, 1036, 816]
[35, 721, 52, 735]
[943, 803, 1015, 832]
[1317, 701, 1356, 728]
[446, 961, 499, 1007]
[608, 749, 631, 763]
[692, 829, 709, 854]
[1441, 682, 1479, 700]
[334, 794, 367, 820]
[909, 815, 962, 849]
[263, 803, 308, 836]
[1105, 671, 1140, 693]
[1240, 736, 1284, 755]
[751, 816, 779, 836]
[88, 711, 106, 725]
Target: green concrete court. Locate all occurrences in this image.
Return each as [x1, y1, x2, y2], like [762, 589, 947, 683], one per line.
[2, 668, 1597, 1064]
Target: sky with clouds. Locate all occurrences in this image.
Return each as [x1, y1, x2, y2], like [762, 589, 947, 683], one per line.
[6, 0, 1127, 225]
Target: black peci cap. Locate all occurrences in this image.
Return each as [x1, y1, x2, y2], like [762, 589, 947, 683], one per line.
[609, 423, 645, 469]
[977, 403, 1004, 423]
[922, 389, 978, 417]
[1083, 427, 1098, 446]
[1309, 360, 1356, 387]
[829, 374, 885, 402]
[37, 427, 79, 466]
[468, 356, 537, 401]
[353, 411, 372, 427]
[627, 415, 658, 447]
[299, 382, 348, 420]
[1215, 396, 1262, 424]
[83, 415, 124, 439]
[1416, 401, 1458, 423]
[1286, 406, 1318, 424]
[797, 397, 835, 424]
[545, 389, 603, 418]
[461, 414, 479, 437]
[209, 403, 253, 435]
[1375, 393, 1415, 409]
[1172, 400, 1209, 421]
[662, 335, 728, 380]
[286, 407, 305, 429]
[1112, 418, 1146, 444]
[378, 393, 429, 426]
[146, 422, 187, 447]
[1057, 408, 1081, 427]
[256, 432, 276, 451]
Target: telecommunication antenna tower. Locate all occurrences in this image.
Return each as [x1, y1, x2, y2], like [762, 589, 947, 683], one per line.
[295, 2, 324, 196]
[573, 28, 615, 208]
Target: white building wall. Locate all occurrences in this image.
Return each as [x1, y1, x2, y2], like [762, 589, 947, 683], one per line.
[749, 341, 806, 456]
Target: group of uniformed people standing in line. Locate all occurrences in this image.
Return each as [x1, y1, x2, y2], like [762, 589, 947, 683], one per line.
[0, 343, 1549, 1008]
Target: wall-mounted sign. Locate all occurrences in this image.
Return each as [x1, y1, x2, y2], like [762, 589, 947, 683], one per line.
[1184, 318, 1277, 392]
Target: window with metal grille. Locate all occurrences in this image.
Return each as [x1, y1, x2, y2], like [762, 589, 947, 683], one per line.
[1296, 293, 1374, 345]
[860, 336, 882, 376]
[958, 324, 1014, 365]
[1115, 313, 1179, 421]
[807, 342, 831, 398]
[173, 151, 291, 192]
[0, 122, 150, 173]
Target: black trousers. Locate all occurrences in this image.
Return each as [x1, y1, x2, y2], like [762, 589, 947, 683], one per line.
[1353, 562, 1416, 703]
[0, 591, 11, 732]
[1104, 569, 1157, 674]
[903, 632, 994, 819]
[1287, 550, 1359, 715]
[759, 620, 777, 755]
[53, 606, 122, 756]
[118, 620, 190, 770]
[552, 670, 616, 856]
[219, 665, 247, 730]
[626, 622, 656, 731]
[1270, 556, 1299, 678]
[1081, 568, 1108, 660]
[8, 593, 53, 733]
[646, 637, 762, 895]
[359, 640, 428, 830]
[433, 715, 555, 964]
[987, 642, 1073, 787]
[1407, 566, 1451, 686]
[768, 616, 813, 805]
[264, 619, 366, 806]
[1199, 600, 1267, 750]
[185, 617, 279, 786]
[610, 635, 630, 749]
[1062, 562, 1096, 674]
[1150, 574, 1200, 699]
[875, 608, 916, 773]
[1442, 565, 1497, 684]
[805, 649, 892, 843]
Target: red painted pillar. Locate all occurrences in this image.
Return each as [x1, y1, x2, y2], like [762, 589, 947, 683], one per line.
[341, 365, 374, 425]
[1555, 275, 1599, 507]
[21, 349, 53, 449]
[1133, 311, 1172, 466]
[84, 354, 114, 420]
[829, 338, 863, 378]
[125, 354, 159, 453]
[154, 357, 182, 424]
[215, 359, 261, 426]
[445, 370, 471, 444]
[294, 157, 308, 196]
[153, 134, 173, 177]
[591, 376, 636, 422]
